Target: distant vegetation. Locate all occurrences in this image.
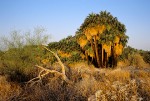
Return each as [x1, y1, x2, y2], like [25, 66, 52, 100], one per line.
[0, 11, 150, 101]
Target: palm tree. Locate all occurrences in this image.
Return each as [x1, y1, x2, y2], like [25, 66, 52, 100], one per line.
[76, 11, 128, 68]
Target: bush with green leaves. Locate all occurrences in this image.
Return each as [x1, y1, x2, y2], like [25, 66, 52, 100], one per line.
[48, 35, 81, 52]
[48, 35, 84, 64]
[119, 46, 138, 61]
[118, 46, 149, 67]
[0, 27, 49, 82]
[140, 51, 150, 64]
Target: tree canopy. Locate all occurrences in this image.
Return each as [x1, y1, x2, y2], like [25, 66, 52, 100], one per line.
[76, 11, 129, 68]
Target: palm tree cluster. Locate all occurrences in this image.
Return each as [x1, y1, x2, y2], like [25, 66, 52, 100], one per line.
[76, 11, 129, 68]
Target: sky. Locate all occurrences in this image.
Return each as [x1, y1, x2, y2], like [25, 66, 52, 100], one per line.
[0, 0, 150, 50]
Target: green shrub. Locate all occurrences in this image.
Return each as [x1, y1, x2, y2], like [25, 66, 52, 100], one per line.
[0, 46, 46, 82]
[140, 51, 150, 64]
[128, 53, 147, 68]
[0, 27, 49, 82]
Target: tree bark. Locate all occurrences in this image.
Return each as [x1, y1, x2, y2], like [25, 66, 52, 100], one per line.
[90, 39, 97, 65]
[103, 50, 107, 67]
[90, 39, 96, 60]
[106, 53, 108, 68]
[85, 51, 89, 64]
[111, 46, 118, 68]
[111, 46, 114, 68]
[101, 45, 103, 67]
[94, 36, 101, 68]
[114, 55, 118, 67]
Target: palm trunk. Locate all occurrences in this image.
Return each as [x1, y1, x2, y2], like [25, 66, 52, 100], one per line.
[114, 55, 118, 67]
[112, 45, 118, 68]
[106, 53, 108, 68]
[94, 36, 101, 68]
[103, 50, 107, 68]
[90, 39, 96, 59]
[111, 46, 114, 68]
[101, 45, 103, 67]
[85, 51, 89, 64]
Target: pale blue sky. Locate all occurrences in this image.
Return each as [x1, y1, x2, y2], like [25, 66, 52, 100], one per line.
[0, 0, 150, 50]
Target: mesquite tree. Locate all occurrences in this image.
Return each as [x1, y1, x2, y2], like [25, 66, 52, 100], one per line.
[76, 11, 128, 68]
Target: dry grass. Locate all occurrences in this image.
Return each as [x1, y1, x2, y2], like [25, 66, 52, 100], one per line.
[71, 63, 150, 101]
[0, 76, 22, 101]
[0, 62, 150, 101]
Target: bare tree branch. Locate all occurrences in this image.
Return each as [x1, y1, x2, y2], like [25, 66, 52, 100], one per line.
[26, 46, 72, 87]
[43, 46, 66, 76]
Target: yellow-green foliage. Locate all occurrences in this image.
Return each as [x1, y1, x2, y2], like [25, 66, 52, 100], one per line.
[114, 36, 120, 44]
[114, 44, 123, 56]
[84, 25, 105, 37]
[77, 36, 88, 48]
[86, 48, 94, 58]
[97, 25, 106, 34]
[103, 44, 111, 56]
[0, 46, 46, 82]
[88, 27, 98, 36]
[80, 53, 86, 59]
[128, 53, 148, 68]
[58, 50, 71, 58]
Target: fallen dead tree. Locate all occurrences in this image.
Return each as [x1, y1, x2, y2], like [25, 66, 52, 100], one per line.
[26, 46, 72, 87]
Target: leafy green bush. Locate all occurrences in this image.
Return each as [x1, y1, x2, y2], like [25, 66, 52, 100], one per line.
[128, 53, 147, 68]
[0, 27, 49, 82]
[140, 51, 150, 64]
[48, 35, 81, 52]
[48, 35, 84, 64]
[119, 46, 138, 61]
[0, 45, 47, 82]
